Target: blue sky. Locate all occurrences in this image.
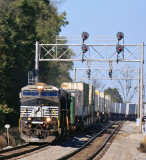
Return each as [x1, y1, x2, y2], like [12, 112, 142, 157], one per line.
[57, 0, 146, 102]
[59, 0, 146, 44]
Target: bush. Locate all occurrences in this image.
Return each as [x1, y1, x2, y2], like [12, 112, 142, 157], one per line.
[139, 137, 146, 153]
[0, 135, 7, 149]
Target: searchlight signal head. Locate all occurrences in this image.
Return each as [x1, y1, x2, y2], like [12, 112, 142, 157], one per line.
[81, 44, 89, 53]
[116, 32, 124, 40]
[82, 32, 89, 41]
[116, 45, 124, 53]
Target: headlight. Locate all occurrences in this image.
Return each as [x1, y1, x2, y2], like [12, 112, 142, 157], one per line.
[46, 117, 51, 122]
[28, 124, 31, 128]
[37, 85, 44, 90]
[28, 117, 31, 121]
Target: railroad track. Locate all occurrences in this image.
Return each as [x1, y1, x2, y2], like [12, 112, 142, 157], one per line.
[0, 143, 49, 160]
[58, 121, 122, 160]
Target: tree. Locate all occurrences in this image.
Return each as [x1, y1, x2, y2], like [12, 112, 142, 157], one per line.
[116, 69, 138, 103]
[0, 0, 73, 125]
[92, 79, 105, 91]
[104, 87, 123, 103]
[0, 104, 14, 128]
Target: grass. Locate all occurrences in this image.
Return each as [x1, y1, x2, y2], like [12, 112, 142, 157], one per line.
[139, 137, 146, 153]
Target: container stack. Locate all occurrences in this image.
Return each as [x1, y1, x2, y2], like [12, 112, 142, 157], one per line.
[61, 82, 89, 106]
[89, 85, 95, 114]
[61, 82, 89, 123]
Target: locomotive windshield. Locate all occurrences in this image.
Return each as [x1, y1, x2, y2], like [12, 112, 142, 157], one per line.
[21, 98, 59, 106]
[23, 90, 39, 96]
[41, 91, 58, 96]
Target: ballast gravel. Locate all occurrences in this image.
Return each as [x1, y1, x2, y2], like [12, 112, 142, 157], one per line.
[95, 121, 146, 160]
[18, 146, 77, 160]
[18, 121, 146, 160]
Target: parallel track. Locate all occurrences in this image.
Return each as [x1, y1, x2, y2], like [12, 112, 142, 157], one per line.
[0, 143, 49, 160]
[58, 121, 122, 160]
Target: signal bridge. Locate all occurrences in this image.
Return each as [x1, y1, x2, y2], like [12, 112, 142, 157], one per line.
[34, 32, 144, 133]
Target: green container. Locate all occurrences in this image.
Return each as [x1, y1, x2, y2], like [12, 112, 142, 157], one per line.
[70, 96, 75, 124]
[83, 83, 89, 106]
[90, 104, 95, 113]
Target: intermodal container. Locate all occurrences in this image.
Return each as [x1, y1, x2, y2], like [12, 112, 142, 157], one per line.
[94, 94, 98, 112]
[70, 96, 75, 124]
[61, 82, 89, 106]
[126, 103, 137, 115]
[63, 89, 83, 117]
[143, 104, 146, 116]
[89, 85, 95, 105]
[105, 95, 111, 113]
[120, 103, 126, 115]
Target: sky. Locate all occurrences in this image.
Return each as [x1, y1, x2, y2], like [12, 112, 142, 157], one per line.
[58, 0, 146, 44]
[56, 0, 146, 103]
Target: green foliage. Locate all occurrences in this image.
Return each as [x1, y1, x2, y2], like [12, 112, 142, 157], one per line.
[0, 0, 73, 126]
[0, 104, 14, 128]
[104, 87, 123, 103]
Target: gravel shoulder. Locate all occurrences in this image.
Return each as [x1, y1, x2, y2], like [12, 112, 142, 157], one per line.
[18, 121, 146, 160]
[95, 121, 146, 160]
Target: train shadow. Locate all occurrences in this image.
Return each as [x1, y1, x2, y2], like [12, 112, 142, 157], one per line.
[54, 124, 106, 148]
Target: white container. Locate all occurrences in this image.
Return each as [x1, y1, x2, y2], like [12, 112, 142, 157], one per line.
[104, 99, 108, 113]
[143, 104, 146, 116]
[94, 94, 98, 112]
[120, 103, 126, 114]
[115, 103, 120, 114]
[110, 102, 116, 113]
[126, 103, 137, 115]
[89, 85, 95, 105]
[100, 92, 105, 98]
[99, 97, 104, 113]
[105, 95, 111, 101]
[76, 90, 83, 116]
[95, 90, 99, 96]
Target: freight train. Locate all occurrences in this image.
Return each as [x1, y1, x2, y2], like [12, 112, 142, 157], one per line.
[19, 82, 137, 143]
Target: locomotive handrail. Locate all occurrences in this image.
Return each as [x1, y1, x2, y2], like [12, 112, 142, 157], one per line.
[19, 108, 26, 132]
[52, 109, 60, 133]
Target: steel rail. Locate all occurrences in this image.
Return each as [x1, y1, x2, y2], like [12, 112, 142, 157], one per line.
[58, 121, 118, 160]
[87, 124, 121, 160]
[0, 144, 49, 160]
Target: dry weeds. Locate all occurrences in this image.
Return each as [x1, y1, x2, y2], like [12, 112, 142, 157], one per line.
[0, 135, 7, 149]
[139, 137, 146, 153]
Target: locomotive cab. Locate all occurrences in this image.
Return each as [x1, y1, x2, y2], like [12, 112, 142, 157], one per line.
[19, 83, 70, 143]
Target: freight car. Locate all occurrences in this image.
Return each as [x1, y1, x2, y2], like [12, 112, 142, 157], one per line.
[143, 104, 146, 119]
[94, 90, 137, 121]
[125, 103, 137, 120]
[61, 82, 96, 127]
[107, 102, 137, 120]
[19, 82, 137, 143]
[19, 83, 72, 142]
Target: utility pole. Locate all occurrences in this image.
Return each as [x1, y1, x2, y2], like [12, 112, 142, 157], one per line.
[140, 42, 144, 132]
[137, 68, 140, 118]
[35, 41, 39, 83]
